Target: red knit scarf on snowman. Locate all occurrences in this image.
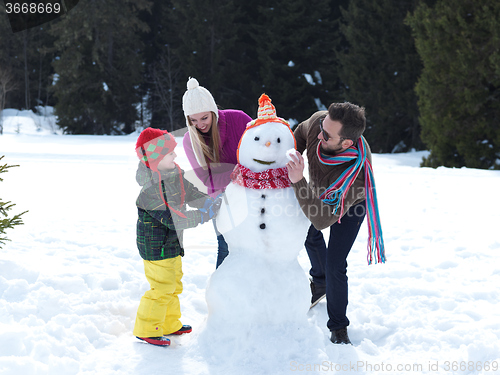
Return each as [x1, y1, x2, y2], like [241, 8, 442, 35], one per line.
[230, 164, 291, 189]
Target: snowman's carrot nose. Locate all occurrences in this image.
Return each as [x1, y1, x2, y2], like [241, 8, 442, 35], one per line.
[265, 141, 271, 147]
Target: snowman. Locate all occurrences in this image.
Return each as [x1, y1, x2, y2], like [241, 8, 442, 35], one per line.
[197, 94, 321, 362]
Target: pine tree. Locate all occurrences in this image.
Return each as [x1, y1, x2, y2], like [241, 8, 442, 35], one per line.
[0, 5, 56, 112]
[0, 65, 18, 134]
[167, 0, 253, 115]
[0, 156, 27, 248]
[319, 0, 350, 109]
[142, 0, 347, 127]
[252, 0, 336, 123]
[338, 0, 423, 153]
[138, 0, 185, 130]
[31, 26, 58, 110]
[407, 0, 500, 169]
[50, 0, 152, 134]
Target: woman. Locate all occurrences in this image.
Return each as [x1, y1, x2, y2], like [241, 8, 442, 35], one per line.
[182, 77, 252, 268]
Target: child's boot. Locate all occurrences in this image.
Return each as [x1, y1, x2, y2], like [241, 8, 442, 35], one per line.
[136, 336, 171, 346]
[170, 325, 192, 335]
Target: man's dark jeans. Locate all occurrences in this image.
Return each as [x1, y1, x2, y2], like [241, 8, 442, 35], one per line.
[305, 201, 366, 331]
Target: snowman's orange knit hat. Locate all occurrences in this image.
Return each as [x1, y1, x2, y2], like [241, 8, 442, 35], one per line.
[246, 94, 291, 130]
[237, 94, 296, 163]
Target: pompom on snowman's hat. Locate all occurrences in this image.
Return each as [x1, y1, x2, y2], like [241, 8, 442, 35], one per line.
[246, 94, 291, 130]
[182, 77, 219, 125]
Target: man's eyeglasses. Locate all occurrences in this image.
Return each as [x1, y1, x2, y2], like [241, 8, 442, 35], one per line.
[319, 118, 330, 141]
[319, 117, 347, 143]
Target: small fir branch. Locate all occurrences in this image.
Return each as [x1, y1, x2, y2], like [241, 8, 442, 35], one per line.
[0, 155, 27, 248]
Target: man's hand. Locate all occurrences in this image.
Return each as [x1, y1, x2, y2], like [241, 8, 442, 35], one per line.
[286, 151, 305, 184]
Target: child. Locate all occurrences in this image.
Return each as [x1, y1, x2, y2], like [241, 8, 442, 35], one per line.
[133, 127, 221, 347]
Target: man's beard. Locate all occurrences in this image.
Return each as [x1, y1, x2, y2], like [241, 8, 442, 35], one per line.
[320, 139, 344, 155]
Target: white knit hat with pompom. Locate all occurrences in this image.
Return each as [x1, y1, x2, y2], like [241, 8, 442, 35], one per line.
[182, 77, 219, 125]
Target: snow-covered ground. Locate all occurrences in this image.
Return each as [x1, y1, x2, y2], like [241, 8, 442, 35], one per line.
[1, 109, 499, 375]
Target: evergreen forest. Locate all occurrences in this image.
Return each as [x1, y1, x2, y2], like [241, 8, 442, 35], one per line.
[1, 0, 499, 169]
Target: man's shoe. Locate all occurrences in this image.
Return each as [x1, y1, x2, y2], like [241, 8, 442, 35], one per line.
[310, 279, 326, 308]
[170, 325, 192, 335]
[136, 336, 171, 346]
[330, 327, 352, 345]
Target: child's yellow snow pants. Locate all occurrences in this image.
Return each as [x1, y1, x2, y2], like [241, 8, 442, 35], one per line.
[133, 256, 183, 337]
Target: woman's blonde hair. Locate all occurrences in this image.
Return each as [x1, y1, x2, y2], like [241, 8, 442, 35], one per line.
[187, 111, 221, 168]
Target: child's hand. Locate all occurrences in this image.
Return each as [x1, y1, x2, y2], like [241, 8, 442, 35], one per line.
[200, 196, 223, 224]
[211, 196, 223, 214]
[200, 197, 214, 213]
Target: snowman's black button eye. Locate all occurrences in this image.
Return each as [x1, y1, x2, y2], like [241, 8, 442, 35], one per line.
[254, 137, 260, 141]
[277, 138, 281, 143]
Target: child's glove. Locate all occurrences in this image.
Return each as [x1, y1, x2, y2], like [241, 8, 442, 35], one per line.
[200, 196, 223, 224]
[200, 196, 214, 212]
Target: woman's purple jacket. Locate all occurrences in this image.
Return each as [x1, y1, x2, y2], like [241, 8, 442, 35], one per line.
[183, 109, 252, 196]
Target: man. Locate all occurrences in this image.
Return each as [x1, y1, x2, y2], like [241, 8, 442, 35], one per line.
[286, 102, 385, 345]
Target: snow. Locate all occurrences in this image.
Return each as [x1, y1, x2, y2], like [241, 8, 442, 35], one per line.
[314, 98, 328, 111]
[314, 71, 323, 85]
[1, 109, 500, 375]
[286, 148, 298, 161]
[1, 108, 61, 136]
[303, 73, 316, 86]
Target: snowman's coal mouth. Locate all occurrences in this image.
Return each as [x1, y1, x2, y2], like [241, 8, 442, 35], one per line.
[253, 159, 275, 165]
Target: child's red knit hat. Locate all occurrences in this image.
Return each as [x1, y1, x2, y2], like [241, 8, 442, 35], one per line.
[135, 127, 177, 171]
[135, 127, 187, 218]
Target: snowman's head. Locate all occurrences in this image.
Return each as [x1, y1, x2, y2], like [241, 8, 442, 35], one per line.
[237, 94, 296, 172]
[237, 121, 295, 172]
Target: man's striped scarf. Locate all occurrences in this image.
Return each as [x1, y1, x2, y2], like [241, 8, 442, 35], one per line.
[317, 137, 385, 264]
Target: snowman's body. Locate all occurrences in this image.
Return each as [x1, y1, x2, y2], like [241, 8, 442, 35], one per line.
[216, 120, 311, 258]
[217, 182, 309, 263]
[202, 115, 313, 348]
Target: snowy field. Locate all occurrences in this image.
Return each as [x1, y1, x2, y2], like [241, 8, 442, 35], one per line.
[1, 109, 500, 375]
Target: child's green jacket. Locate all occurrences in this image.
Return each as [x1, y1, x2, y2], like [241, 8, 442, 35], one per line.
[136, 163, 208, 261]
